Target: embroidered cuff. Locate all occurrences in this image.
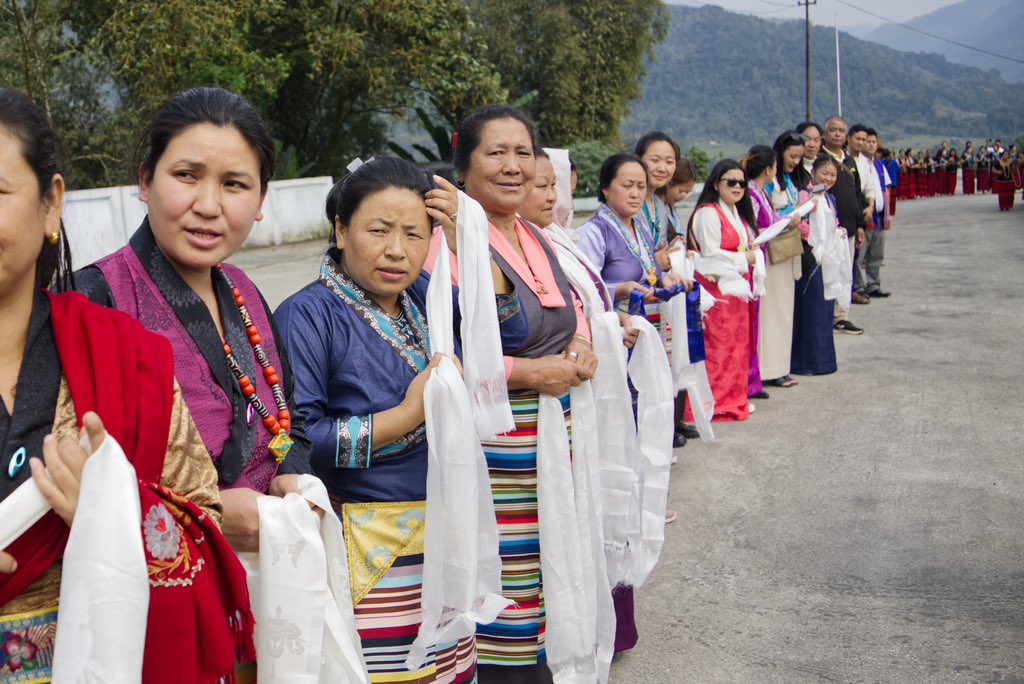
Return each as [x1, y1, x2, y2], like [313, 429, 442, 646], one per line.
[335, 414, 373, 469]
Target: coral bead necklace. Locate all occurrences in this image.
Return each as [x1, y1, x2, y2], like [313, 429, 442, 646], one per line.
[217, 266, 293, 463]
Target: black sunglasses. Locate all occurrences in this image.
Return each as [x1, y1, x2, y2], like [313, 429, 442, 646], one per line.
[721, 178, 748, 189]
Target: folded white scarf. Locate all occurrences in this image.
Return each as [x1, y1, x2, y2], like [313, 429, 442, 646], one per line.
[407, 229, 510, 669]
[625, 316, 675, 588]
[53, 432, 149, 683]
[456, 192, 514, 438]
[240, 475, 368, 683]
[545, 148, 576, 238]
[538, 389, 613, 684]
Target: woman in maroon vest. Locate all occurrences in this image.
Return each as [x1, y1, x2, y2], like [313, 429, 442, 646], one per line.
[75, 88, 313, 553]
[0, 85, 253, 684]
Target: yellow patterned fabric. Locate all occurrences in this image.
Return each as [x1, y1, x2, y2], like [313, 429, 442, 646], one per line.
[341, 501, 425, 605]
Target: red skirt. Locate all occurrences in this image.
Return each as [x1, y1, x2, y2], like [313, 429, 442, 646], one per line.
[978, 168, 991, 192]
[994, 177, 1016, 210]
[685, 274, 750, 422]
[963, 169, 975, 195]
[937, 171, 948, 195]
[889, 191, 897, 216]
[947, 170, 957, 195]
[927, 173, 937, 196]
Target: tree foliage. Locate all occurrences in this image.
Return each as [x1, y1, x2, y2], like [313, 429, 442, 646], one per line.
[466, 0, 668, 147]
[0, 0, 505, 187]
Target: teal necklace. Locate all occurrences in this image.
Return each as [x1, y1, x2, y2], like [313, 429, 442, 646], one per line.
[641, 197, 663, 246]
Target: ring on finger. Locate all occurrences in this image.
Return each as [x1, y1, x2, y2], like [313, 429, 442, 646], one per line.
[449, 211, 458, 220]
[568, 351, 579, 361]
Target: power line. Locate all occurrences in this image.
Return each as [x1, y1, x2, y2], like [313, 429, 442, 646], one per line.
[832, 0, 1024, 66]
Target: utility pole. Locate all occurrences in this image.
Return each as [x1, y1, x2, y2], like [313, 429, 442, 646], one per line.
[799, 0, 817, 121]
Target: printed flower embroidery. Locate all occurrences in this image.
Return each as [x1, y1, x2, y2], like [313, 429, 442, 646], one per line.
[3, 632, 39, 672]
[144, 503, 181, 561]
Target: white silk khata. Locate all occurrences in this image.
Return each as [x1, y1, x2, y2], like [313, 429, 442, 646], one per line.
[239, 474, 369, 683]
[407, 223, 509, 670]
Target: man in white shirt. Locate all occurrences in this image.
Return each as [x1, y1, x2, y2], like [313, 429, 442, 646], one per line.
[857, 128, 891, 299]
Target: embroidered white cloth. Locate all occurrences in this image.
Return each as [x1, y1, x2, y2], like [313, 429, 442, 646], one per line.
[751, 249, 767, 298]
[407, 231, 509, 670]
[626, 316, 674, 588]
[239, 475, 368, 684]
[455, 191, 514, 438]
[661, 284, 715, 443]
[52, 432, 149, 683]
[807, 198, 832, 262]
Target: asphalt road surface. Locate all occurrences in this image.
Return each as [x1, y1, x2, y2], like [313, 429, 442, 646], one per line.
[235, 191, 1024, 684]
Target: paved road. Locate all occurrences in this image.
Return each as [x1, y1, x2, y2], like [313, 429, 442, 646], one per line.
[234, 192, 1024, 683]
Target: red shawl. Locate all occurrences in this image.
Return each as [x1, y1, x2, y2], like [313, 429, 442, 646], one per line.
[0, 292, 254, 683]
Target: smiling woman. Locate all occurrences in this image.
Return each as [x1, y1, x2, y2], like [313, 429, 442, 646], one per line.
[74, 87, 315, 554]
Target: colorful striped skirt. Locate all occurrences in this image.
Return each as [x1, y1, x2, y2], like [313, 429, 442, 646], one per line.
[335, 499, 477, 684]
[476, 391, 571, 669]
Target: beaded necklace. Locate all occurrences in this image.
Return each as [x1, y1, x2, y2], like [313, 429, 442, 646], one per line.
[217, 266, 293, 464]
[641, 197, 663, 246]
[600, 205, 658, 286]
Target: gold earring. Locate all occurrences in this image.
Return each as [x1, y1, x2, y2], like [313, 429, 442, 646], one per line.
[48, 232, 60, 246]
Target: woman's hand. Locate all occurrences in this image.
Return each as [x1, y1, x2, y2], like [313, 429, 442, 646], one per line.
[618, 311, 640, 349]
[220, 486, 263, 551]
[0, 553, 16, 573]
[30, 411, 105, 527]
[745, 250, 758, 265]
[564, 338, 598, 381]
[400, 354, 443, 419]
[654, 247, 671, 271]
[427, 176, 460, 253]
[614, 280, 651, 302]
[269, 474, 324, 518]
[788, 213, 802, 229]
[661, 273, 692, 292]
[511, 355, 581, 396]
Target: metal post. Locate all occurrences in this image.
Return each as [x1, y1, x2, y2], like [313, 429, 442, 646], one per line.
[798, 0, 817, 121]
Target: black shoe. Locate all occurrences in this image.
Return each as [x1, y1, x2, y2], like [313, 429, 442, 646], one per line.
[751, 390, 770, 399]
[834, 320, 864, 335]
[673, 431, 687, 448]
[678, 424, 700, 439]
[865, 288, 891, 298]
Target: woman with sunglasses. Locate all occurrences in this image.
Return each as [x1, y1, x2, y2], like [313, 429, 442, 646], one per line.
[760, 131, 811, 390]
[684, 160, 758, 422]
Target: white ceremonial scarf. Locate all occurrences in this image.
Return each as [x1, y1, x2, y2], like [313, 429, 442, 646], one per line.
[456, 191, 515, 438]
[239, 475, 368, 684]
[545, 148, 576, 238]
[525, 222, 615, 682]
[407, 233, 509, 670]
[625, 316, 675, 588]
[665, 250, 716, 443]
[807, 198, 832, 262]
[52, 432, 149, 683]
[537, 390, 609, 684]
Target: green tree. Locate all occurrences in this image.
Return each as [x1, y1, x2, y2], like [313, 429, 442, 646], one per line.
[252, 0, 504, 177]
[685, 146, 710, 182]
[568, 140, 619, 197]
[467, 0, 668, 147]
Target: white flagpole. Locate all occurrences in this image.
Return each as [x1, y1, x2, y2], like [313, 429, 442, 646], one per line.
[835, 11, 842, 117]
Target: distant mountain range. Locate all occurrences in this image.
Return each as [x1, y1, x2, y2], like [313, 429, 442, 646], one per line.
[867, 0, 1024, 84]
[622, 4, 1024, 149]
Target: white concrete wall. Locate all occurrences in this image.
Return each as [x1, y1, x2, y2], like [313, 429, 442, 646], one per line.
[62, 176, 335, 266]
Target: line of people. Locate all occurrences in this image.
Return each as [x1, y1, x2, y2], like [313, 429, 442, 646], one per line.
[890, 140, 1023, 211]
[1, 86, 686, 684]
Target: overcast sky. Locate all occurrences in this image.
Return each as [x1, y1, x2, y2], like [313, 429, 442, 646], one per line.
[665, 0, 963, 30]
